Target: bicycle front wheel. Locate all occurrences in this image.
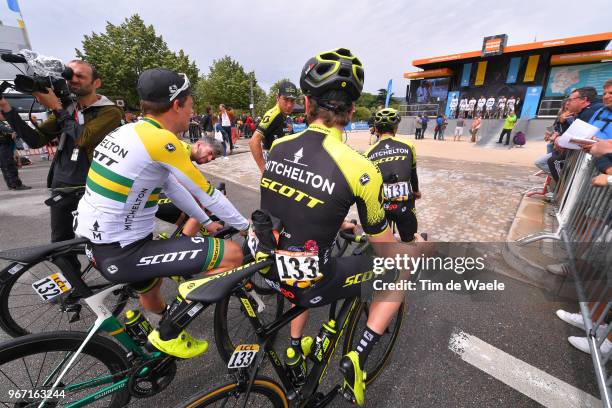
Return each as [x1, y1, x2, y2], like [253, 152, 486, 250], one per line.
[0, 331, 131, 407]
[213, 291, 284, 363]
[343, 301, 404, 385]
[179, 377, 287, 408]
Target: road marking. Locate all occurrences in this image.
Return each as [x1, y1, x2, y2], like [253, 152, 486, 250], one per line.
[449, 330, 601, 408]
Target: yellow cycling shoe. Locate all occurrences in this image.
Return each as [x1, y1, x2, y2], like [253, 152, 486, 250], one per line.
[339, 351, 366, 406]
[147, 329, 208, 359]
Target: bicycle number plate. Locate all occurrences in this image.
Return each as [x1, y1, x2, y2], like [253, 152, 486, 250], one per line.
[227, 344, 259, 369]
[275, 251, 321, 283]
[383, 182, 410, 201]
[31, 272, 72, 301]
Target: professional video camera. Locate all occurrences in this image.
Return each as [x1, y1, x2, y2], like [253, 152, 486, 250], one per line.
[0, 49, 74, 108]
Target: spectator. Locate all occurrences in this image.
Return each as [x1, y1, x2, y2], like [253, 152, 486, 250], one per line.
[588, 139, 612, 186]
[188, 113, 202, 142]
[0, 112, 29, 190]
[218, 104, 234, 152]
[469, 115, 481, 143]
[453, 116, 464, 142]
[548, 87, 603, 181]
[421, 114, 429, 138]
[414, 114, 422, 139]
[433, 114, 447, 140]
[244, 115, 255, 138]
[588, 79, 612, 140]
[534, 101, 570, 174]
[214, 123, 231, 159]
[497, 110, 517, 145]
[200, 106, 214, 138]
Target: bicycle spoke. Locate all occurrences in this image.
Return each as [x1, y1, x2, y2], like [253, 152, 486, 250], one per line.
[22, 357, 35, 389]
[34, 350, 50, 388]
[0, 368, 21, 389]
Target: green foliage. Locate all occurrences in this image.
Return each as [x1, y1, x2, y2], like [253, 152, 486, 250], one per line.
[353, 106, 371, 121]
[355, 92, 378, 111]
[76, 14, 199, 108]
[193, 58, 266, 115]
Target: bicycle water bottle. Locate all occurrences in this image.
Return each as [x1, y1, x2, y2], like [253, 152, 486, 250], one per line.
[285, 347, 307, 386]
[310, 320, 337, 362]
[301, 336, 313, 358]
[124, 310, 153, 345]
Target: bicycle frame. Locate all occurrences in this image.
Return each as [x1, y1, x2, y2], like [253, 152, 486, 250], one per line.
[36, 283, 158, 408]
[231, 285, 362, 407]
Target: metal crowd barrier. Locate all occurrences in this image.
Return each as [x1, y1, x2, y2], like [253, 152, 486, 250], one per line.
[15, 144, 56, 162]
[518, 150, 611, 407]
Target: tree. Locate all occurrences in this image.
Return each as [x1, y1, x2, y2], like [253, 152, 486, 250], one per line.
[263, 79, 303, 112]
[355, 92, 378, 110]
[194, 58, 266, 115]
[353, 106, 371, 121]
[376, 88, 394, 106]
[76, 14, 199, 108]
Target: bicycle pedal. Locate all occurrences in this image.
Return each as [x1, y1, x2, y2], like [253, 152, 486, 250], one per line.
[68, 311, 81, 323]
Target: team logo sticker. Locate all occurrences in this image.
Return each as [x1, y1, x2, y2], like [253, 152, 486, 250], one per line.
[359, 173, 370, 185]
[165, 143, 176, 152]
[107, 265, 118, 274]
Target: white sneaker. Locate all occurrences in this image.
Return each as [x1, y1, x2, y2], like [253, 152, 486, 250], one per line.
[568, 336, 612, 355]
[555, 310, 585, 329]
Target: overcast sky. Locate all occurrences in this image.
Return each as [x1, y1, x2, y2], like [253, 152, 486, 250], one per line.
[1, 0, 610, 95]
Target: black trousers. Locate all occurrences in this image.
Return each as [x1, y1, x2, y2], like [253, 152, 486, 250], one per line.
[0, 142, 22, 188]
[222, 126, 233, 150]
[498, 129, 512, 144]
[415, 128, 422, 139]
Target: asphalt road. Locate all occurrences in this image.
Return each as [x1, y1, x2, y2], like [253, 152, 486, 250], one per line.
[0, 159, 602, 407]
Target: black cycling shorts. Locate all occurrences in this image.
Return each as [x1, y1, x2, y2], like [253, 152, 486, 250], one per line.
[155, 194, 184, 225]
[88, 234, 225, 293]
[263, 255, 400, 308]
[384, 199, 417, 242]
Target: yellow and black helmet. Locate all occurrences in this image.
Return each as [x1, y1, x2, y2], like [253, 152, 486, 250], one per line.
[374, 108, 401, 127]
[300, 48, 364, 102]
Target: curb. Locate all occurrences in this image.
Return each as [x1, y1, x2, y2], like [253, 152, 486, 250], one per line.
[502, 195, 578, 298]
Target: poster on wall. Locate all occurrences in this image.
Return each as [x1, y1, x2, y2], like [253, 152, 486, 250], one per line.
[545, 63, 612, 97]
[521, 86, 543, 119]
[445, 91, 460, 117]
[410, 78, 450, 105]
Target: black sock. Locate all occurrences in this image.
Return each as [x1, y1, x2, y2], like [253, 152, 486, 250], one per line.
[355, 326, 380, 367]
[290, 336, 302, 352]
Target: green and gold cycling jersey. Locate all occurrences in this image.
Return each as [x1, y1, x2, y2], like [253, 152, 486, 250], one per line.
[75, 118, 248, 246]
[260, 123, 388, 268]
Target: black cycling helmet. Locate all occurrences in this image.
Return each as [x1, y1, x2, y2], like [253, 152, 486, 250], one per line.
[300, 48, 364, 102]
[374, 108, 401, 127]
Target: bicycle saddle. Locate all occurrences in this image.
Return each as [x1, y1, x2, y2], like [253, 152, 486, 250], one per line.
[0, 237, 89, 263]
[179, 259, 272, 303]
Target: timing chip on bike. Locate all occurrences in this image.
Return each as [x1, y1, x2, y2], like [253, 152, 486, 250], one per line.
[365, 108, 420, 242]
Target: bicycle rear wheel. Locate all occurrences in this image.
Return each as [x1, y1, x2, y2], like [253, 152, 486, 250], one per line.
[342, 301, 404, 385]
[178, 377, 287, 408]
[0, 254, 134, 337]
[0, 331, 131, 407]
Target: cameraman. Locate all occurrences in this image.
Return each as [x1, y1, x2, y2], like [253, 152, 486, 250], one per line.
[0, 60, 122, 246]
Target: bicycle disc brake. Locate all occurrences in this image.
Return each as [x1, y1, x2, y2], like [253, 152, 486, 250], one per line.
[127, 356, 177, 398]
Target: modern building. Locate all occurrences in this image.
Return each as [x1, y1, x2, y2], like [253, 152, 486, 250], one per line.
[403, 32, 612, 119]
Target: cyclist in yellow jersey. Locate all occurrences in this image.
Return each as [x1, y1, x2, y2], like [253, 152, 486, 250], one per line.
[258, 49, 426, 406]
[75, 68, 249, 358]
[365, 108, 421, 242]
[249, 81, 297, 173]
